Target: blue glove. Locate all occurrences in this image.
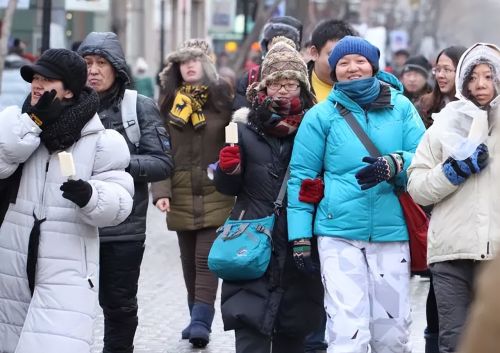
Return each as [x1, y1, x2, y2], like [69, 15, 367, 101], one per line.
[292, 238, 320, 275]
[442, 143, 489, 185]
[355, 154, 404, 190]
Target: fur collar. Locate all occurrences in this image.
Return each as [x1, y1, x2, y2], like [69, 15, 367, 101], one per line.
[231, 107, 250, 124]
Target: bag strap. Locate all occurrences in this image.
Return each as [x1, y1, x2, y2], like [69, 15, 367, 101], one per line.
[337, 103, 406, 194]
[121, 89, 140, 150]
[336, 104, 381, 158]
[273, 166, 290, 212]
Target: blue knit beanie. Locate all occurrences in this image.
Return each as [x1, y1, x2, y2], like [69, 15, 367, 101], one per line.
[328, 36, 380, 72]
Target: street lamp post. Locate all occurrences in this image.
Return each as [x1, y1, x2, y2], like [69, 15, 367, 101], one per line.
[160, 0, 165, 70]
[41, 0, 51, 52]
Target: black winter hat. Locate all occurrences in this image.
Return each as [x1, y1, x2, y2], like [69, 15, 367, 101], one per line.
[260, 15, 303, 54]
[20, 48, 87, 98]
[401, 55, 432, 78]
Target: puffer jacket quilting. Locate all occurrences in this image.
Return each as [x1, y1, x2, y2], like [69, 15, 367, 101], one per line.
[0, 107, 134, 353]
[287, 71, 426, 243]
[214, 108, 324, 336]
[97, 94, 173, 242]
[78, 31, 173, 242]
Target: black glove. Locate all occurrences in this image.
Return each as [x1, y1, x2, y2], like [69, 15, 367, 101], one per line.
[355, 154, 404, 190]
[60, 179, 92, 208]
[26, 90, 64, 129]
[254, 97, 279, 128]
[292, 238, 320, 275]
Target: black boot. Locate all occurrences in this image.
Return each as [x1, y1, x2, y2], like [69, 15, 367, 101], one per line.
[189, 302, 215, 348]
[424, 327, 439, 353]
[181, 302, 194, 339]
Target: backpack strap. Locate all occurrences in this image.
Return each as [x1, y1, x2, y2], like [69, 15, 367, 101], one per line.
[121, 89, 140, 149]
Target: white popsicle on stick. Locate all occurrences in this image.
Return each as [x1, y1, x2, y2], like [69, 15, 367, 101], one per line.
[225, 122, 238, 145]
[58, 151, 76, 180]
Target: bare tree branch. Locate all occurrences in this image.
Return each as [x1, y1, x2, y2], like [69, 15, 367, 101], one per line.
[0, 0, 18, 93]
[232, 0, 283, 75]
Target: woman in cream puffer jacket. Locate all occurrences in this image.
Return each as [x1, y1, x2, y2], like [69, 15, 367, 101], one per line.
[407, 43, 500, 353]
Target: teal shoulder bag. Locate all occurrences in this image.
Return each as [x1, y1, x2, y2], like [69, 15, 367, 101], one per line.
[208, 167, 289, 281]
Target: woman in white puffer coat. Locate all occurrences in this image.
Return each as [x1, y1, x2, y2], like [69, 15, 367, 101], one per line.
[0, 49, 134, 353]
[408, 43, 500, 353]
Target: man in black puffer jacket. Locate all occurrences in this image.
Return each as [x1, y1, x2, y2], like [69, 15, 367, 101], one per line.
[77, 32, 173, 353]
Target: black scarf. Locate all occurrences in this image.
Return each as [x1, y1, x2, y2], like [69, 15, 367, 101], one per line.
[22, 87, 100, 153]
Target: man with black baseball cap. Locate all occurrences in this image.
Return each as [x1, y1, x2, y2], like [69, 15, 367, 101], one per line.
[0, 48, 134, 353]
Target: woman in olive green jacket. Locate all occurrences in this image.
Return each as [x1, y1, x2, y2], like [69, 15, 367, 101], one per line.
[151, 39, 234, 348]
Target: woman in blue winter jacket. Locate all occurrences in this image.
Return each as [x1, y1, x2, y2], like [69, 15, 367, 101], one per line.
[287, 36, 425, 352]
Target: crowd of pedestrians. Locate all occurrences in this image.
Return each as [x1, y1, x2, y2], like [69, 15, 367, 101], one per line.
[0, 13, 499, 353]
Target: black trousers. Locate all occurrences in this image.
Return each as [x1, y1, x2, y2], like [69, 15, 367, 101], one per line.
[99, 240, 145, 353]
[430, 260, 484, 353]
[235, 327, 306, 353]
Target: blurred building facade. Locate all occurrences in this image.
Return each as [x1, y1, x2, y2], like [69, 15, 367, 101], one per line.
[2, 0, 500, 76]
[1, 0, 210, 79]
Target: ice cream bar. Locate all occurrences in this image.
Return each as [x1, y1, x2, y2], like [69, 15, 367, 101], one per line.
[225, 122, 238, 144]
[468, 115, 488, 143]
[58, 151, 76, 179]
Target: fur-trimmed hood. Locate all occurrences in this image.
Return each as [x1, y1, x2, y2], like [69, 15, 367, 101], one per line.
[455, 42, 500, 104]
[231, 107, 250, 124]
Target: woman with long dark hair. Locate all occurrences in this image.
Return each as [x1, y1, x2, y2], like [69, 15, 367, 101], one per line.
[417, 46, 467, 127]
[152, 39, 234, 348]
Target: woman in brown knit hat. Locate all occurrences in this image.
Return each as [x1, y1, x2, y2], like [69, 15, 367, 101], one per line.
[214, 36, 324, 353]
[151, 39, 234, 348]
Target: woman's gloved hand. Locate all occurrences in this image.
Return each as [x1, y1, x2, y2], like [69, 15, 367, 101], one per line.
[26, 90, 63, 129]
[299, 178, 324, 203]
[219, 145, 241, 175]
[292, 238, 320, 275]
[442, 143, 489, 185]
[60, 179, 93, 208]
[355, 153, 404, 190]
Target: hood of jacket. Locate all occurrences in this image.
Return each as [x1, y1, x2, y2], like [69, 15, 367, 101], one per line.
[78, 32, 130, 85]
[455, 42, 500, 104]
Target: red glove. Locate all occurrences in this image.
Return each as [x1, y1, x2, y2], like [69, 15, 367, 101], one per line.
[299, 178, 324, 203]
[219, 145, 241, 174]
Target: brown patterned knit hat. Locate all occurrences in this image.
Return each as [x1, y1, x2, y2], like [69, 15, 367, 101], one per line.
[160, 39, 218, 88]
[255, 36, 310, 92]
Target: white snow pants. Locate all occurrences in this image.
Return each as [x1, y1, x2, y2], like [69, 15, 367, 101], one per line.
[318, 236, 412, 353]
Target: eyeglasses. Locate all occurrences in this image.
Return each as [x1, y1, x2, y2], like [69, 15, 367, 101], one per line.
[267, 82, 300, 92]
[432, 67, 455, 75]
